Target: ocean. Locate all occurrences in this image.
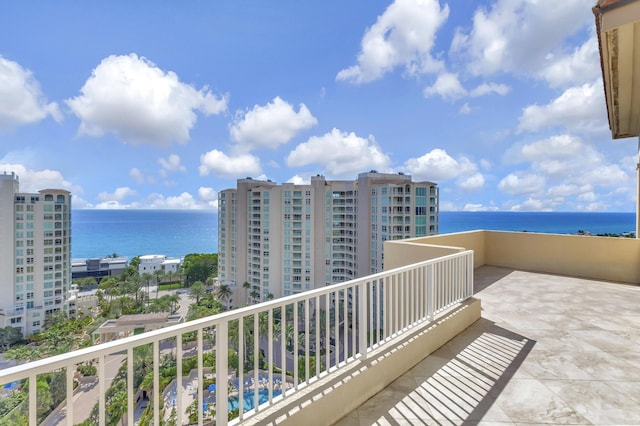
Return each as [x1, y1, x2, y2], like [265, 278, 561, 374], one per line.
[70, 209, 636, 260]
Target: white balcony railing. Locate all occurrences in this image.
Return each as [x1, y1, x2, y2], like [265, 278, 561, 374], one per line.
[0, 250, 473, 426]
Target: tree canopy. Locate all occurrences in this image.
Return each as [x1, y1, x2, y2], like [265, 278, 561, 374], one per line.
[181, 253, 217, 286]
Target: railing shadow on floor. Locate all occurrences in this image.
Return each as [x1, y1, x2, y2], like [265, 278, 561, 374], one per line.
[348, 318, 536, 425]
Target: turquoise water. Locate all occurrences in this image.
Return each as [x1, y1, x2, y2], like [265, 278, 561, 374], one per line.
[72, 209, 217, 259]
[228, 389, 282, 411]
[71, 209, 635, 259]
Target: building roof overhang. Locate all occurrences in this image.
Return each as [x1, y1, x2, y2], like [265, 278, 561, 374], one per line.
[594, 0, 640, 139]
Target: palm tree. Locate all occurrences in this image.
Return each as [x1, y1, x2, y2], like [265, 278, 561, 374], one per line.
[242, 281, 251, 304]
[141, 272, 153, 304]
[167, 293, 181, 314]
[216, 284, 233, 308]
[249, 289, 260, 303]
[189, 281, 206, 304]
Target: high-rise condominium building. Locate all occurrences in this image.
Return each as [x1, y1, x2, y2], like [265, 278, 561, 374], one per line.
[0, 172, 71, 336]
[218, 171, 438, 306]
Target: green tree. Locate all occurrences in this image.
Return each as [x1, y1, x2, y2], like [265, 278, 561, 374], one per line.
[181, 253, 218, 286]
[242, 281, 251, 304]
[0, 326, 23, 350]
[189, 281, 206, 304]
[215, 284, 232, 307]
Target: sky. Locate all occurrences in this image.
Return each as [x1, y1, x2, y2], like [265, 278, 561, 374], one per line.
[0, 0, 635, 212]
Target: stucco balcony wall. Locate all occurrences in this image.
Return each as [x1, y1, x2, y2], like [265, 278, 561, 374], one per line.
[386, 230, 640, 284]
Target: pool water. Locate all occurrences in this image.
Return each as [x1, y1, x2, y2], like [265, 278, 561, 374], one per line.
[228, 389, 282, 411]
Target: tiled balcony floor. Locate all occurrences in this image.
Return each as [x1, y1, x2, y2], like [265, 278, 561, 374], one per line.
[335, 266, 640, 425]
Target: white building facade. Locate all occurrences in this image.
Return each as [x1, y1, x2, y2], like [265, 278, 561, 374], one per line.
[218, 172, 438, 306]
[138, 254, 182, 275]
[0, 171, 71, 335]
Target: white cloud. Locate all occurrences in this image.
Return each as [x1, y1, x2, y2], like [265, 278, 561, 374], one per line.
[463, 203, 498, 212]
[498, 172, 545, 196]
[336, 0, 449, 83]
[66, 53, 227, 146]
[458, 172, 485, 191]
[450, 0, 592, 78]
[198, 187, 218, 202]
[404, 148, 478, 184]
[286, 128, 391, 178]
[540, 36, 599, 88]
[97, 186, 137, 202]
[469, 82, 510, 97]
[517, 82, 607, 134]
[199, 149, 261, 178]
[145, 192, 207, 209]
[423, 73, 466, 101]
[0, 163, 80, 194]
[159, 154, 186, 174]
[130, 168, 145, 184]
[287, 175, 309, 185]
[508, 197, 554, 212]
[459, 103, 471, 115]
[229, 97, 317, 150]
[499, 133, 632, 210]
[0, 56, 62, 129]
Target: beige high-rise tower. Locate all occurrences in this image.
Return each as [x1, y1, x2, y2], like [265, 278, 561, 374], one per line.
[0, 172, 71, 336]
[218, 172, 438, 307]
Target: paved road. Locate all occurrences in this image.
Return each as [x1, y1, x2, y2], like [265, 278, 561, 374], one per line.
[43, 353, 125, 425]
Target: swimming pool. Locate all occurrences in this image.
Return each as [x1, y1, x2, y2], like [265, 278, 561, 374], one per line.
[228, 389, 282, 411]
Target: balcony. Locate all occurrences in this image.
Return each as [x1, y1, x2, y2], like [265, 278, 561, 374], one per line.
[2, 231, 639, 425]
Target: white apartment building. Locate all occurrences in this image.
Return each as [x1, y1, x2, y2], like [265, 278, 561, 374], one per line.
[218, 172, 438, 306]
[0, 171, 71, 336]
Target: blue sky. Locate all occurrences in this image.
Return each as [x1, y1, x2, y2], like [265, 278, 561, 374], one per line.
[0, 0, 634, 212]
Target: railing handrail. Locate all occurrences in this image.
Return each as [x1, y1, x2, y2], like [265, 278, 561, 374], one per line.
[0, 250, 471, 383]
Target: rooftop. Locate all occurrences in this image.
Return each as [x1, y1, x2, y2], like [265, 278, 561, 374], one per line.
[337, 265, 640, 425]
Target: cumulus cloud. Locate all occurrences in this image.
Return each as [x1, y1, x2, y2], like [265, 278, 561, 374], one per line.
[197, 187, 219, 210]
[145, 192, 207, 209]
[229, 97, 317, 150]
[287, 175, 309, 185]
[337, 0, 449, 83]
[403, 149, 482, 191]
[508, 197, 554, 212]
[450, 0, 592, 78]
[458, 172, 485, 191]
[498, 172, 545, 196]
[199, 149, 261, 178]
[159, 154, 186, 174]
[459, 103, 471, 115]
[517, 82, 607, 134]
[0, 163, 80, 194]
[423, 73, 466, 101]
[469, 82, 510, 97]
[66, 53, 227, 146]
[540, 36, 599, 88]
[463, 203, 498, 212]
[500, 134, 632, 210]
[97, 186, 137, 202]
[286, 128, 391, 178]
[0, 56, 62, 129]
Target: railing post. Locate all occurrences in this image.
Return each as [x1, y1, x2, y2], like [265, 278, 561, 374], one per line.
[358, 281, 367, 360]
[127, 348, 134, 426]
[427, 264, 434, 320]
[29, 374, 36, 426]
[66, 365, 74, 426]
[153, 340, 160, 426]
[216, 321, 229, 425]
[467, 251, 474, 297]
[98, 355, 105, 426]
